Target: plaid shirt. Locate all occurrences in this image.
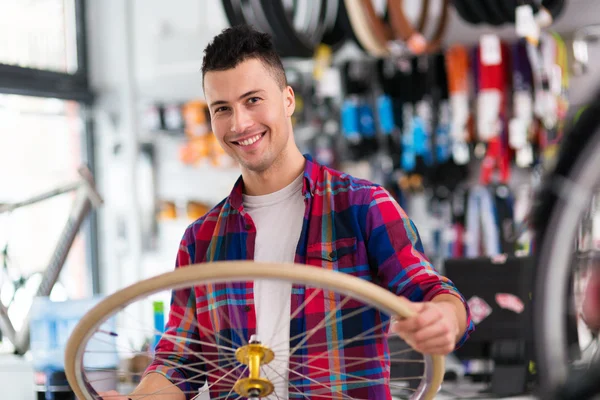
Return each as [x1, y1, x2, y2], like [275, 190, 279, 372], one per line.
[145, 156, 474, 399]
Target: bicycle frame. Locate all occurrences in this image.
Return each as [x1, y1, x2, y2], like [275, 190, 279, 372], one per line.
[0, 165, 102, 355]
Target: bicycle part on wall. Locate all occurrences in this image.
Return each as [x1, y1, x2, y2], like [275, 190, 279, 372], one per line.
[65, 261, 444, 400]
[221, 0, 343, 58]
[532, 92, 600, 399]
[572, 25, 600, 76]
[221, 0, 450, 58]
[0, 165, 102, 355]
[451, 0, 566, 26]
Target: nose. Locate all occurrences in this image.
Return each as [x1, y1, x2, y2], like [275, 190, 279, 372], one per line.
[231, 106, 254, 135]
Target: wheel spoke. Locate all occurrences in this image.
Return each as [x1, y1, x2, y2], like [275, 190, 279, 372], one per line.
[212, 285, 248, 347]
[286, 367, 359, 400]
[192, 363, 244, 400]
[209, 365, 248, 400]
[266, 287, 323, 352]
[167, 301, 241, 352]
[289, 295, 352, 356]
[283, 358, 423, 391]
[263, 364, 312, 400]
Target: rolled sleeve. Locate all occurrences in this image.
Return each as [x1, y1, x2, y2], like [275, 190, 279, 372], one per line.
[364, 186, 474, 346]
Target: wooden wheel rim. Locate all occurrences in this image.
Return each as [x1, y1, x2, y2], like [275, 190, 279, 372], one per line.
[65, 261, 445, 400]
[388, 0, 450, 54]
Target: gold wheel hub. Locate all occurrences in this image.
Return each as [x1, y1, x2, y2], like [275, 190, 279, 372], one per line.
[234, 336, 275, 398]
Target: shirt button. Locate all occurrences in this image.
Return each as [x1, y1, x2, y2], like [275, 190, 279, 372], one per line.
[245, 224, 252, 230]
[244, 305, 252, 312]
[329, 251, 336, 258]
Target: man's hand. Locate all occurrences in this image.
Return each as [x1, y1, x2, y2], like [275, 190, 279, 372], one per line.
[582, 266, 600, 333]
[98, 391, 129, 400]
[390, 298, 464, 355]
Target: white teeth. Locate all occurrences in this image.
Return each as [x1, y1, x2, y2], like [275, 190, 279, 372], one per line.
[238, 134, 262, 146]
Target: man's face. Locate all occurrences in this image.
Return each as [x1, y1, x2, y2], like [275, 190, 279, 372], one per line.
[204, 58, 295, 173]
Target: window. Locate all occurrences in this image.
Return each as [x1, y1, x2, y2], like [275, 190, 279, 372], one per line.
[0, 0, 95, 354]
[0, 94, 90, 332]
[0, 0, 78, 73]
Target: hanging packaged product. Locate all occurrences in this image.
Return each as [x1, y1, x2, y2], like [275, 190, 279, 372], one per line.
[179, 100, 212, 165]
[491, 184, 516, 254]
[400, 56, 433, 192]
[509, 39, 535, 168]
[465, 185, 501, 258]
[341, 96, 362, 160]
[476, 34, 511, 185]
[162, 103, 185, 132]
[341, 61, 373, 160]
[526, 31, 569, 164]
[376, 58, 410, 169]
[445, 44, 471, 165]
[182, 100, 210, 137]
[429, 51, 469, 194]
[548, 32, 571, 159]
[358, 102, 379, 157]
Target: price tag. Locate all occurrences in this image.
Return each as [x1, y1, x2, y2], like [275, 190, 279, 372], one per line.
[513, 91, 533, 120]
[452, 141, 470, 165]
[317, 68, 342, 98]
[550, 64, 562, 95]
[509, 118, 528, 149]
[516, 5, 539, 42]
[480, 34, 501, 66]
[477, 91, 502, 140]
[516, 144, 534, 168]
[450, 93, 469, 141]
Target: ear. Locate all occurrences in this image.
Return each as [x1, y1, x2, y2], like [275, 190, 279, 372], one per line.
[284, 85, 295, 117]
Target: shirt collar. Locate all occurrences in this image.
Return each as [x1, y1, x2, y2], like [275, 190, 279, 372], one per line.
[229, 154, 318, 212]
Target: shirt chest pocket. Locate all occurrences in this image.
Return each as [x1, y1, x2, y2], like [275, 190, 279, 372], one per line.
[305, 237, 357, 271]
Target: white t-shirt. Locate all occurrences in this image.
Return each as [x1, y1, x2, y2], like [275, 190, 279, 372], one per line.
[243, 173, 305, 399]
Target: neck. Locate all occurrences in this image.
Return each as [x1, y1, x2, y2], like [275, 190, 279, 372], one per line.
[241, 145, 305, 196]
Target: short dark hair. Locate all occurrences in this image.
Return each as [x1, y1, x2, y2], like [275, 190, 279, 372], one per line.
[202, 25, 287, 89]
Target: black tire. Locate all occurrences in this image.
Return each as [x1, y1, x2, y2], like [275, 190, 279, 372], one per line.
[459, 0, 492, 25]
[222, 0, 248, 27]
[451, 0, 483, 25]
[258, 0, 327, 58]
[481, 0, 510, 25]
[499, 0, 518, 23]
[320, 0, 350, 51]
[544, 0, 567, 20]
[532, 91, 600, 399]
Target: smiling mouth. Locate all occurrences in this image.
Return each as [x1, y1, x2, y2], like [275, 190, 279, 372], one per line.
[233, 131, 266, 147]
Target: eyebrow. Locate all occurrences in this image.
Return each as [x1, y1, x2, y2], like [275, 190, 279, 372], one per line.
[209, 90, 265, 109]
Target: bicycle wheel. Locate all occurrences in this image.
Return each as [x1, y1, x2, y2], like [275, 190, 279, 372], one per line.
[533, 96, 600, 399]
[65, 261, 444, 400]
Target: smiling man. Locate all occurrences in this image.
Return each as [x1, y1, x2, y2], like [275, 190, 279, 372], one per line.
[100, 25, 473, 400]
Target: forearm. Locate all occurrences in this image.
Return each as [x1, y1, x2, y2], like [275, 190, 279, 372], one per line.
[431, 293, 468, 343]
[130, 372, 186, 400]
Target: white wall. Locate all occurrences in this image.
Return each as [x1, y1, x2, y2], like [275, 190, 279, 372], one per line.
[132, 0, 229, 102]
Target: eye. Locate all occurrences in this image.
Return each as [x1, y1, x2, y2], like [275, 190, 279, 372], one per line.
[247, 97, 261, 104]
[215, 106, 230, 113]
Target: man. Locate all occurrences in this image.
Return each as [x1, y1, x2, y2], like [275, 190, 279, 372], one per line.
[101, 25, 473, 400]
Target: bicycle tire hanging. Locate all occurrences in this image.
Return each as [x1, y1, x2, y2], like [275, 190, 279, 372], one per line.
[221, 0, 451, 58]
[451, 0, 566, 26]
[222, 0, 345, 58]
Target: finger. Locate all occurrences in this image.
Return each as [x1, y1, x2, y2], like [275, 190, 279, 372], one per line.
[415, 305, 443, 329]
[413, 321, 449, 343]
[97, 391, 128, 400]
[394, 298, 426, 320]
[414, 335, 455, 354]
[390, 316, 420, 336]
[417, 342, 456, 356]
